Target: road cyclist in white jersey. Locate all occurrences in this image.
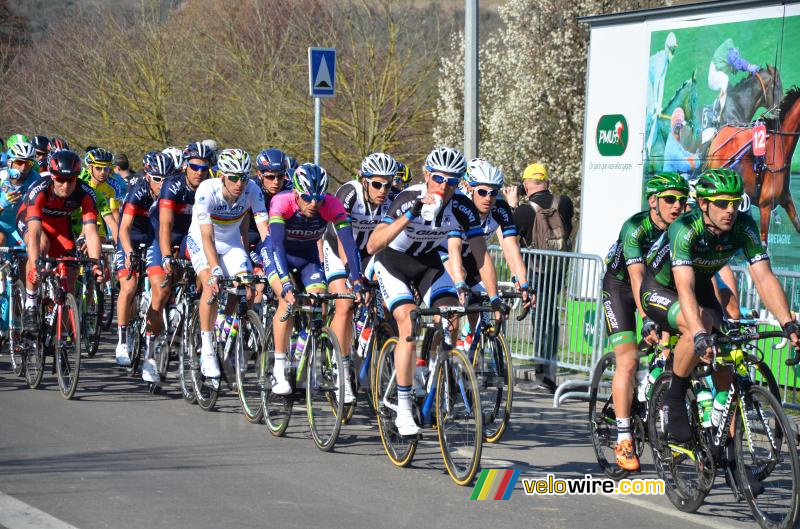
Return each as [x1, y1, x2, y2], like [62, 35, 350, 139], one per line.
[368, 146, 504, 436]
[323, 152, 399, 404]
[186, 148, 270, 378]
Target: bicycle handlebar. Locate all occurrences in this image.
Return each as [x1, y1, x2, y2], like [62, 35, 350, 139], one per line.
[715, 330, 799, 366]
[277, 291, 356, 321]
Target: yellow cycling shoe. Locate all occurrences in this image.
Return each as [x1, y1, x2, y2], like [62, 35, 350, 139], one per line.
[614, 439, 640, 471]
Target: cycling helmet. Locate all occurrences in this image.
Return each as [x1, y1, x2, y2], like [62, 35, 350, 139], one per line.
[183, 141, 214, 162]
[48, 150, 82, 179]
[48, 137, 70, 153]
[201, 139, 219, 155]
[31, 135, 50, 153]
[466, 158, 504, 187]
[644, 172, 690, 196]
[425, 146, 466, 175]
[7, 141, 36, 162]
[256, 148, 288, 173]
[217, 148, 252, 175]
[5, 134, 28, 149]
[394, 162, 412, 188]
[292, 163, 329, 197]
[85, 147, 114, 167]
[162, 146, 184, 171]
[360, 152, 398, 178]
[694, 168, 743, 198]
[142, 151, 159, 173]
[146, 152, 176, 178]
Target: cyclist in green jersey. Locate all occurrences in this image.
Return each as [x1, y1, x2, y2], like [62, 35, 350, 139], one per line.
[602, 172, 689, 471]
[641, 169, 800, 444]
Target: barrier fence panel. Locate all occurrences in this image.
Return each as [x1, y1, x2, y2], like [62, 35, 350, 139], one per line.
[489, 246, 607, 402]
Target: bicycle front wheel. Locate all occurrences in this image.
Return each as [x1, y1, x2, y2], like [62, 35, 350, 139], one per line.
[474, 331, 513, 443]
[9, 280, 25, 377]
[101, 280, 115, 331]
[436, 346, 483, 486]
[178, 301, 198, 404]
[735, 384, 800, 529]
[260, 324, 293, 436]
[374, 337, 417, 467]
[55, 294, 82, 399]
[307, 327, 345, 451]
[189, 312, 219, 412]
[237, 310, 267, 423]
[81, 278, 101, 358]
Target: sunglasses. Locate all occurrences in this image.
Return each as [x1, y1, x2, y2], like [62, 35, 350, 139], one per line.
[300, 193, 325, 203]
[706, 196, 742, 210]
[35, 151, 47, 157]
[188, 162, 210, 172]
[431, 174, 461, 186]
[148, 174, 166, 183]
[225, 173, 249, 183]
[658, 193, 688, 206]
[11, 159, 32, 167]
[53, 174, 78, 183]
[474, 187, 499, 198]
[260, 171, 285, 181]
[366, 178, 391, 191]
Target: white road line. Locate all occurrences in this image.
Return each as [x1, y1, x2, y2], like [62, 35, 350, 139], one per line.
[0, 492, 81, 529]
[606, 493, 739, 529]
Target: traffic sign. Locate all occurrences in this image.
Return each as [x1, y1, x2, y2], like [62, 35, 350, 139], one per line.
[308, 47, 336, 98]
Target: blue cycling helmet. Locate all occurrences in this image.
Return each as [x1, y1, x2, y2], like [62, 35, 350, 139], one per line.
[256, 148, 289, 173]
[146, 152, 176, 178]
[183, 141, 214, 162]
[292, 163, 329, 197]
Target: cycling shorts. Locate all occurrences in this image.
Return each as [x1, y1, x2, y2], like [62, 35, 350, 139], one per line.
[114, 238, 164, 279]
[641, 274, 723, 334]
[186, 232, 251, 277]
[322, 240, 372, 282]
[16, 214, 74, 258]
[601, 273, 637, 347]
[374, 248, 456, 312]
[266, 250, 326, 292]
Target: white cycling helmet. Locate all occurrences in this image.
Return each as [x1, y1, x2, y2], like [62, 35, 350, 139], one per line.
[162, 147, 184, 171]
[217, 148, 252, 175]
[360, 152, 398, 178]
[425, 146, 466, 175]
[7, 141, 36, 162]
[202, 139, 220, 154]
[466, 158, 504, 187]
[292, 163, 329, 197]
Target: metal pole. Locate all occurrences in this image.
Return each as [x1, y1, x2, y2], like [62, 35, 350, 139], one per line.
[314, 97, 321, 164]
[464, 0, 478, 159]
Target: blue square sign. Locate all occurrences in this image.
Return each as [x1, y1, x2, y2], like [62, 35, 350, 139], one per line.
[308, 47, 336, 98]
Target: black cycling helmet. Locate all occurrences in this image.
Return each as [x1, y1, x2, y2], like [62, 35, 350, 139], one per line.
[48, 150, 82, 179]
[31, 135, 50, 153]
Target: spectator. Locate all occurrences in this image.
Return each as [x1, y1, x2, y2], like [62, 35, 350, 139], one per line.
[110, 153, 132, 198]
[507, 162, 575, 393]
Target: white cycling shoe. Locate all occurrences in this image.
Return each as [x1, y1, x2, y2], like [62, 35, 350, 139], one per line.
[271, 371, 292, 396]
[395, 410, 421, 437]
[200, 350, 221, 378]
[115, 343, 131, 367]
[335, 379, 356, 404]
[142, 358, 160, 383]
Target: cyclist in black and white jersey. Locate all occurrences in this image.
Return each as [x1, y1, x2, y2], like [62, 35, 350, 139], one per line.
[323, 152, 399, 404]
[368, 147, 503, 436]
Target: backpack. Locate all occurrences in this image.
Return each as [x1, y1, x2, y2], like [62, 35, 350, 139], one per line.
[529, 194, 570, 251]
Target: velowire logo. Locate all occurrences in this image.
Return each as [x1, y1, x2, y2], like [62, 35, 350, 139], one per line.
[596, 114, 628, 156]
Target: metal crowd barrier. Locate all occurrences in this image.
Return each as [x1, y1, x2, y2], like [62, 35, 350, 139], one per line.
[730, 265, 800, 409]
[488, 246, 606, 407]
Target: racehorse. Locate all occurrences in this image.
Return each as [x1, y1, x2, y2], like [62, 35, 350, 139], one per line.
[646, 71, 698, 174]
[705, 85, 800, 244]
[703, 64, 783, 130]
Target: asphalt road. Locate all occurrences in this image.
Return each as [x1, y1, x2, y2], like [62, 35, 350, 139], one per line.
[0, 334, 763, 529]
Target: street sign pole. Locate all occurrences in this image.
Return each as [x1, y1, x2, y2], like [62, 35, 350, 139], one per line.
[308, 47, 336, 166]
[314, 97, 321, 164]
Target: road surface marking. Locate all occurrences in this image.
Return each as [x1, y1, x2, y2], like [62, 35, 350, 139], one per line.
[0, 492, 81, 529]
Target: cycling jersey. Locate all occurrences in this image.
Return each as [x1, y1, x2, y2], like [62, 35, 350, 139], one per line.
[247, 178, 289, 247]
[267, 190, 361, 287]
[0, 168, 38, 245]
[68, 170, 120, 239]
[605, 210, 664, 283]
[646, 208, 767, 290]
[114, 178, 162, 277]
[108, 172, 128, 201]
[380, 184, 483, 256]
[156, 174, 197, 248]
[440, 195, 516, 260]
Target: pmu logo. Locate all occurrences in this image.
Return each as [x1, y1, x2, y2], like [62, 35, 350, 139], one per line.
[596, 114, 628, 156]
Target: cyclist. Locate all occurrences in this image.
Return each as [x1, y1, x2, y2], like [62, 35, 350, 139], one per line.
[445, 158, 532, 344]
[0, 142, 40, 247]
[114, 153, 172, 375]
[70, 148, 120, 244]
[31, 135, 50, 172]
[17, 150, 104, 324]
[187, 148, 270, 378]
[323, 152, 399, 403]
[367, 147, 503, 436]
[394, 161, 412, 190]
[641, 169, 800, 446]
[266, 163, 364, 396]
[162, 147, 184, 176]
[601, 172, 689, 471]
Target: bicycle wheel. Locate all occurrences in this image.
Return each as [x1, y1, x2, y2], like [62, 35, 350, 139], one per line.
[148, 332, 169, 395]
[81, 277, 101, 358]
[473, 331, 513, 443]
[589, 351, 631, 480]
[436, 346, 483, 486]
[55, 294, 81, 399]
[237, 310, 267, 423]
[647, 373, 713, 513]
[260, 324, 293, 436]
[126, 316, 143, 377]
[375, 337, 417, 466]
[307, 327, 345, 451]
[178, 302, 198, 404]
[189, 311, 219, 411]
[101, 280, 115, 331]
[9, 280, 25, 377]
[735, 384, 800, 529]
[366, 321, 395, 413]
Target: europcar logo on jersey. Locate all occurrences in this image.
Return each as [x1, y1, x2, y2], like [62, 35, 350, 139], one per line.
[596, 114, 628, 156]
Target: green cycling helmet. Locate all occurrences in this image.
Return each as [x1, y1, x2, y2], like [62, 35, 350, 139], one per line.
[5, 133, 29, 149]
[644, 172, 690, 196]
[694, 168, 743, 197]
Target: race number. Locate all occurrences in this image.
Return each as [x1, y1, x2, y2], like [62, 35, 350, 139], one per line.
[752, 123, 767, 156]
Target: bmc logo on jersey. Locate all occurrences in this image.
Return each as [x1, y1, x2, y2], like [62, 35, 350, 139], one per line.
[596, 114, 628, 156]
